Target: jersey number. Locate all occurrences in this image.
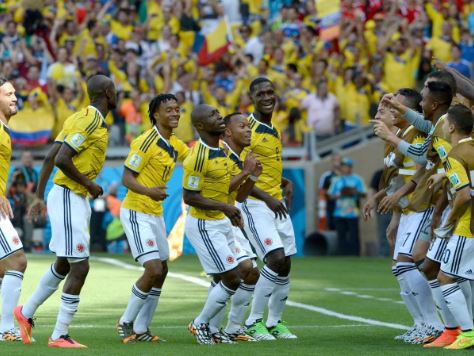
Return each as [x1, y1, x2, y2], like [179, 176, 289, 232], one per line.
[402, 232, 411, 247]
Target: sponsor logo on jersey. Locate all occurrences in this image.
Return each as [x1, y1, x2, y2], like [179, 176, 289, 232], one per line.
[129, 153, 143, 168]
[449, 173, 461, 187]
[187, 176, 200, 189]
[70, 133, 85, 147]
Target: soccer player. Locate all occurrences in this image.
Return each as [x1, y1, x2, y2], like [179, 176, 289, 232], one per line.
[435, 105, 474, 349]
[116, 94, 189, 343]
[207, 112, 262, 342]
[14, 75, 116, 348]
[183, 104, 244, 345]
[239, 77, 297, 340]
[0, 77, 27, 342]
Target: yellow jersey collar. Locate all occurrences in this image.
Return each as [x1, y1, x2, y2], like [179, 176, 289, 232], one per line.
[223, 141, 240, 158]
[153, 125, 170, 146]
[459, 137, 473, 144]
[88, 105, 106, 124]
[249, 113, 274, 130]
[199, 138, 220, 151]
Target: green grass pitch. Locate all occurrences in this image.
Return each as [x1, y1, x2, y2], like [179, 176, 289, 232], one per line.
[0, 254, 470, 355]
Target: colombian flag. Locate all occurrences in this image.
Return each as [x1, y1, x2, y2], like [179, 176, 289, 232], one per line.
[316, 0, 341, 41]
[193, 20, 230, 66]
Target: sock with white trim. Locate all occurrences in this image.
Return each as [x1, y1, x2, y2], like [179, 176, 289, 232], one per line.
[134, 288, 161, 334]
[442, 283, 473, 331]
[394, 265, 423, 326]
[226, 283, 255, 334]
[51, 293, 80, 340]
[457, 278, 473, 319]
[119, 284, 148, 324]
[246, 266, 277, 326]
[0, 271, 23, 332]
[428, 279, 458, 328]
[266, 276, 289, 328]
[195, 282, 235, 325]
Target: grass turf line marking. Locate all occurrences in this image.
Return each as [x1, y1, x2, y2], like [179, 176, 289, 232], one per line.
[325, 288, 404, 305]
[42, 324, 377, 329]
[93, 257, 409, 331]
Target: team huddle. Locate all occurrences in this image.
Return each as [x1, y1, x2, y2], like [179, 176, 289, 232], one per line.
[0, 75, 297, 348]
[367, 67, 474, 349]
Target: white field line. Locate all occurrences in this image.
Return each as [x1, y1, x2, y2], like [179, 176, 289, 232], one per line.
[41, 324, 378, 329]
[324, 288, 404, 305]
[92, 257, 409, 331]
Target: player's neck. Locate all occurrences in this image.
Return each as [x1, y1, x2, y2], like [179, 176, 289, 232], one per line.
[432, 108, 448, 124]
[89, 101, 108, 119]
[0, 114, 8, 127]
[224, 139, 242, 155]
[199, 133, 220, 148]
[156, 123, 172, 139]
[253, 111, 272, 125]
[451, 133, 470, 146]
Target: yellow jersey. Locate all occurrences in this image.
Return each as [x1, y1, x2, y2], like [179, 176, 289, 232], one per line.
[122, 126, 189, 216]
[183, 139, 231, 220]
[0, 122, 11, 197]
[243, 114, 283, 201]
[53, 106, 108, 197]
[444, 137, 474, 238]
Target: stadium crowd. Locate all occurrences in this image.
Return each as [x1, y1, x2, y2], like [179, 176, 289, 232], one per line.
[0, 0, 472, 148]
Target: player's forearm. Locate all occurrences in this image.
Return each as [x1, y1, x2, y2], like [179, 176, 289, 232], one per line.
[394, 180, 416, 200]
[397, 140, 428, 165]
[235, 179, 256, 203]
[229, 171, 250, 193]
[445, 189, 470, 226]
[433, 186, 449, 217]
[36, 143, 61, 200]
[404, 109, 433, 134]
[183, 189, 229, 212]
[444, 65, 474, 101]
[55, 158, 94, 190]
[250, 186, 274, 203]
[122, 169, 153, 197]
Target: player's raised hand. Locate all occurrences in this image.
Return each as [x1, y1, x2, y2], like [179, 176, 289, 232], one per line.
[243, 152, 259, 175]
[252, 160, 263, 177]
[265, 196, 288, 220]
[148, 186, 168, 201]
[381, 94, 405, 114]
[427, 172, 445, 189]
[28, 197, 47, 222]
[86, 182, 104, 199]
[223, 204, 243, 227]
[0, 196, 13, 219]
[371, 120, 391, 140]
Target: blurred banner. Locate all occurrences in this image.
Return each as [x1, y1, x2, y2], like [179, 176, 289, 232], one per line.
[315, 0, 341, 40]
[39, 165, 306, 258]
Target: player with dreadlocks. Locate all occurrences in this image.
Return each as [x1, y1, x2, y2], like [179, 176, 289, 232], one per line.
[116, 94, 189, 343]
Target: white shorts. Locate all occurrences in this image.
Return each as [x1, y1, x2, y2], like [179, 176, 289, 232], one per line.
[185, 215, 238, 275]
[120, 208, 169, 265]
[441, 235, 474, 280]
[0, 215, 23, 260]
[232, 226, 256, 262]
[393, 208, 433, 260]
[238, 199, 297, 261]
[48, 184, 91, 259]
[427, 207, 451, 263]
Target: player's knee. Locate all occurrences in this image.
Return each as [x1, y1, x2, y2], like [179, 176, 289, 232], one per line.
[437, 271, 454, 286]
[422, 260, 439, 280]
[55, 257, 71, 276]
[244, 266, 260, 285]
[8, 251, 27, 273]
[70, 260, 89, 280]
[161, 262, 168, 278]
[222, 268, 242, 290]
[144, 261, 163, 280]
[265, 249, 286, 273]
[238, 259, 254, 280]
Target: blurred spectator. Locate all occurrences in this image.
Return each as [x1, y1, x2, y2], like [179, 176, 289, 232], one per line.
[328, 158, 367, 256]
[448, 43, 473, 79]
[318, 152, 342, 231]
[15, 151, 38, 193]
[7, 172, 31, 251]
[368, 168, 391, 257]
[104, 183, 127, 254]
[302, 78, 340, 140]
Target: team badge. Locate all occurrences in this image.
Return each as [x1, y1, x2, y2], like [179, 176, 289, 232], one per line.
[77, 244, 85, 253]
[264, 238, 272, 246]
[226, 256, 234, 264]
[146, 239, 154, 247]
[129, 154, 143, 168]
[12, 236, 20, 245]
[70, 133, 85, 148]
[436, 145, 447, 159]
[187, 176, 200, 189]
[449, 173, 460, 187]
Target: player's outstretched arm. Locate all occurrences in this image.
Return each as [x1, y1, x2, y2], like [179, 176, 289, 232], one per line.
[55, 145, 103, 199]
[382, 94, 433, 133]
[28, 142, 62, 221]
[183, 189, 243, 227]
[434, 59, 474, 102]
[122, 168, 168, 201]
[377, 179, 417, 214]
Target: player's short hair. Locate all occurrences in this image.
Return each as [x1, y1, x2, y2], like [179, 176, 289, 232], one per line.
[427, 81, 453, 107]
[427, 70, 456, 95]
[396, 88, 422, 112]
[249, 77, 273, 94]
[148, 93, 178, 125]
[223, 112, 243, 126]
[447, 104, 474, 135]
[0, 76, 9, 87]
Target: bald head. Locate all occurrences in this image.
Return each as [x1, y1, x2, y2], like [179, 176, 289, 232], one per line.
[191, 104, 225, 136]
[86, 74, 116, 110]
[191, 104, 213, 127]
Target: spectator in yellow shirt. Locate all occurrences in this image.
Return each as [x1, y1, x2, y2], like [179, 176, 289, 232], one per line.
[426, 22, 455, 63]
[111, 8, 133, 41]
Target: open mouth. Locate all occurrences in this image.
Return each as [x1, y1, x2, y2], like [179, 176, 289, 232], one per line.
[261, 101, 274, 110]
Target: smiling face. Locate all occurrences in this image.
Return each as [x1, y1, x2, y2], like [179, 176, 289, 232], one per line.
[251, 81, 276, 115]
[155, 98, 181, 129]
[0, 82, 18, 120]
[225, 114, 251, 148]
[202, 106, 225, 135]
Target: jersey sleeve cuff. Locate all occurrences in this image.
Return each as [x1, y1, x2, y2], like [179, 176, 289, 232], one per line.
[455, 184, 469, 192]
[124, 165, 140, 174]
[64, 141, 80, 153]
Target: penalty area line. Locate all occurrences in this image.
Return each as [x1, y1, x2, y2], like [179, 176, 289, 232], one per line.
[92, 257, 409, 331]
